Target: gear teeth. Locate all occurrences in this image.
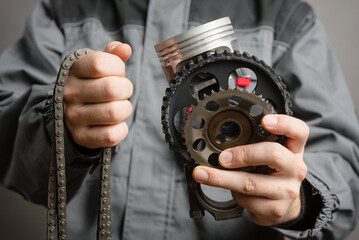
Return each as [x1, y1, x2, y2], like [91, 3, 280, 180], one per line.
[233, 50, 241, 56]
[181, 65, 188, 75]
[259, 60, 267, 67]
[197, 55, 205, 63]
[170, 79, 176, 86]
[161, 50, 292, 164]
[243, 52, 251, 58]
[214, 51, 224, 57]
[162, 98, 168, 107]
[251, 55, 260, 62]
[206, 51, 214, 59]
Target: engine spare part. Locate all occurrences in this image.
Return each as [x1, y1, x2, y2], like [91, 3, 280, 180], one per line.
[155, 17, 292, 220]
[48, 49, 112, 240]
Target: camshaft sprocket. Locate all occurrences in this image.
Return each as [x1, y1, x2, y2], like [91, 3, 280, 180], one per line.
[161, 50, 292, 165]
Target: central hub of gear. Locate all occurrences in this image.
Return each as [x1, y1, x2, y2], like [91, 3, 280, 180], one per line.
[183, 89, 277, 167]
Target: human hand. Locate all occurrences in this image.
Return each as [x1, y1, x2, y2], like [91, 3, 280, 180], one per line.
[192, 115, 309, 226]
[63, 41, 133, 149]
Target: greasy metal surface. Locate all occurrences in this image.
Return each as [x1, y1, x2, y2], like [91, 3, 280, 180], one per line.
[48, 49, 112, 240]
[183, 89, 276, 167]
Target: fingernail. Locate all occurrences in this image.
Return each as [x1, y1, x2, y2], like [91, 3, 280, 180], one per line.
[194, 169, 209, 181]
[220, 151, 233, 164]
[109, 44, 119, 51]
[264, 116, 278, 127]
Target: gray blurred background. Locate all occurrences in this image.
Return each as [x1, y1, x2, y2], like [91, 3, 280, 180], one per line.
[0, 0, 358, 239]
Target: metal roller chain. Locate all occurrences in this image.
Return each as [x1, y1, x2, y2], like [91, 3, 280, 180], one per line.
[48, 49, 112, 240]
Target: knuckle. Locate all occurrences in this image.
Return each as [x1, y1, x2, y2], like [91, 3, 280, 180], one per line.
[117, 123, 129, 142]
[234, 146, 248, 165]
[297, 162, 308, 181]
[302, 123, 310, 139]
[103, 123, 128, 146]
[268, 143, 283, 161]
[117, 59, 126, 76]
[102, 79, 117, 99]
[71, 128, 84, 145]
[65, 107, 79, 125]
[63, 85, 74, 101]
[124, 78, 134, 98]
[295, 121, 310, 140]
[123, 100, 133, 118]
[270, 205, 286, 219]
[286, 186, 300, 200]
[90, 52, 106, 75]
[119, 78, 133, 99]
[243, 175, 255, 193]
[107, 102, 121, 121]
[103, 129, 119, 146]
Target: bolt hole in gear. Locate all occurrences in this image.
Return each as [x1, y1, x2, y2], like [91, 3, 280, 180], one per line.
[155, 17, 292, 220]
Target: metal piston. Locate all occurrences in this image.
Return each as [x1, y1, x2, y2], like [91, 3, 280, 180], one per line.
[155, 17, 241, 83]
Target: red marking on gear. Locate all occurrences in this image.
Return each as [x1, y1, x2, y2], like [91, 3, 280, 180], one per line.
[236, 78, 251, 87]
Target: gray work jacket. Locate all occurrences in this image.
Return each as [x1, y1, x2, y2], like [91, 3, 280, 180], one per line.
[0, 0, 359, 239]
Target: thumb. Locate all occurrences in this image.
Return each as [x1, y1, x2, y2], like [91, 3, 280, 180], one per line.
[104, 41, 132, 62]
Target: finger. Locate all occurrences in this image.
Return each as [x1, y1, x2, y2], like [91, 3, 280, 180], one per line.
[66, 101, 132, 126]
[192, 166, 284, 199]
[219, 142, 293, 173]
[262, 115, 309, 153]
[104, 41, 132, 63]
[64, 76, 133, 103]
[71, 51, 126, 79]
[71, 122, 129, 149]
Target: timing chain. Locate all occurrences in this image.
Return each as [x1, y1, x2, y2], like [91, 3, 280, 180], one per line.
[47, 49, 112, 240]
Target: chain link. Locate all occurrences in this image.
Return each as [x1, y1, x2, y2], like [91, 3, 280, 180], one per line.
[48, 49, 112, 240]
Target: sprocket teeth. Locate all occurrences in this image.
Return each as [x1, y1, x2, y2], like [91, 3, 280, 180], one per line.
[259, 60, 266, 66]
[243, 52, 251, 58]
[233, 50, 241, 56]
[206, 51, 214, 59]
[197, 55, 204, 63]
[251, 55, 260, 62]
[160, 50, 292, 164]
[170, 79, 176, 86]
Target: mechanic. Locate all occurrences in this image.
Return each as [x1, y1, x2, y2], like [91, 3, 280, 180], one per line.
[0, 0, 358, 239]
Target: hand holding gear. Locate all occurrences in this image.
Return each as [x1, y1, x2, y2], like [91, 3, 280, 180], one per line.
[193, 114, 309, 226]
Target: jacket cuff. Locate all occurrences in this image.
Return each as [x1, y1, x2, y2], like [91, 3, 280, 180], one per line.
[274, 172, 339, 238]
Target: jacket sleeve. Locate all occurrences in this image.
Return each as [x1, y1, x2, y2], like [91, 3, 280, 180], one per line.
[272, 12, 359, 240]
[0, 0, 100, 206]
